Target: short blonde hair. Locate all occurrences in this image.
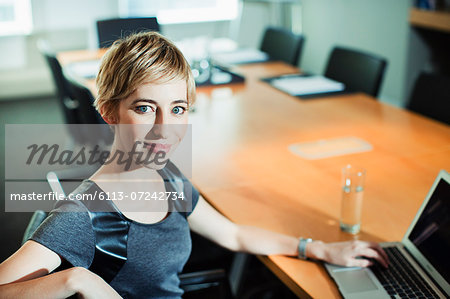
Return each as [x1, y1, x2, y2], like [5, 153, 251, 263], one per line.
[95, 32, 196, 122]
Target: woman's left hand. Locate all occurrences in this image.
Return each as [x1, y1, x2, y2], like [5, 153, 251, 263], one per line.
[307, 240, 389, 268]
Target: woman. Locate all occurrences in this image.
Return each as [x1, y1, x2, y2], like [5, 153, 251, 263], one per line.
[0, 32, 388, 298]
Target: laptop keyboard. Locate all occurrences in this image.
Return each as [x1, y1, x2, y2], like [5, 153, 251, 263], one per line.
[370, 246, 440, 299]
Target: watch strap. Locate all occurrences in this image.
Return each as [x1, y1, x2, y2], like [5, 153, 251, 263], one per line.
[298, 237, 312, 260]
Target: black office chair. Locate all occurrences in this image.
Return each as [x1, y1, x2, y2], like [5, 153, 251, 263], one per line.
[37, 40, 80, 125]
[260, 27, 304, 66]
[38, 39, 94, 150]
[324, 46, 387, 97]
[38, 40, 112, 182]
[38, 40, 111, 146]
[407, 72, 450, 125]
[66, 79, 101, 124]
[66, 78, 113, 145]
[96, 17, 160, 48]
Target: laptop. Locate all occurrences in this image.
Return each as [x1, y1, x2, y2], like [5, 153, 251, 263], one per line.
[325, 170, 450, 298]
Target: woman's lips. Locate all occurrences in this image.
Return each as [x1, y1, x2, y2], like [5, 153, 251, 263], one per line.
[143, 142, 172, 153]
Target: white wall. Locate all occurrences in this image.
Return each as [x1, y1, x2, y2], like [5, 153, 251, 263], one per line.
[0, 0, 120, 99]
[300, 0, 412, 106]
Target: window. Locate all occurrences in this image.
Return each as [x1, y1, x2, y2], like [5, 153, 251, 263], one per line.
[0, 0, 32, 36]
[119, 0, 238, 24]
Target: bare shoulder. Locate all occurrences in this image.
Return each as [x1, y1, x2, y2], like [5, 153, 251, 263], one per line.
[0, 240, 61, 284]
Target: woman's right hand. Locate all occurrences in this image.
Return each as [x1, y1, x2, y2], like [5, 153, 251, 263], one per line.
[67, 267, 122, 299]
[307, 240, 389, 268]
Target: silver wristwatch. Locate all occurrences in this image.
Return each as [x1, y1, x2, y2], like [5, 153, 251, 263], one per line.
[298, 237, 313, 260]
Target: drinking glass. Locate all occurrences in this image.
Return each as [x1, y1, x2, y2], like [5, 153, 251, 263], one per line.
[340, 165, 366, 234]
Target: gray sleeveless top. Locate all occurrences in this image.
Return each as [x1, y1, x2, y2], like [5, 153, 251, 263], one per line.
[30, 161, 200, 298]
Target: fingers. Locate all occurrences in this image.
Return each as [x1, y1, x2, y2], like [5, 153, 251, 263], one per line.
[365, 242, 389, 267]
[357, 248, 388, 268]
[347, 258, 373, 268]
[324, 240, 390, 268]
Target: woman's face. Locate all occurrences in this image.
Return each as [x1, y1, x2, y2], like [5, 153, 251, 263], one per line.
[113, 78, 189, 170]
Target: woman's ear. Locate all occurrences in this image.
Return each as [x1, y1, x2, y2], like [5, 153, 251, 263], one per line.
[100, 108, 117, 124]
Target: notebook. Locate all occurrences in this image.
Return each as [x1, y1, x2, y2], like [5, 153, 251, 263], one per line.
[325, 170, 450, 298]
[271, 75, 345, 96]
[262, 74, 348, 99]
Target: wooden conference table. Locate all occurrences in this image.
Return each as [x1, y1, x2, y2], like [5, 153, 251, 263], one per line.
[59, 50, 450, 298]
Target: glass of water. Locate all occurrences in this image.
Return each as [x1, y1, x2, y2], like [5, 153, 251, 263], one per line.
[340, 165, 366, 234]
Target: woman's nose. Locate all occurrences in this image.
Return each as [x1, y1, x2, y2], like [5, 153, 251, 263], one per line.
[155, 107, 167, 125]
[151, 123, 170, 139]
[152, 109, 170, 138]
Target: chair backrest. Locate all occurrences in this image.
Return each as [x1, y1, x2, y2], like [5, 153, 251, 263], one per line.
[324, 46, 387, 97]
[67, 79, 114, 145]
[260, 27, 304, 66]
[37, 39, 80, 124]
[67, 79, 103, 124]
[407, 72, 450, 125]
[96, 17, 160, 48]
[37, 40, 112, 145]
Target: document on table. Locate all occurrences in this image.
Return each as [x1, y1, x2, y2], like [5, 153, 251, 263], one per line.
[289, 137, 373, 160]
[270, 75, 345, 96]
[66, 60, 101, 79]
[212, 48, 269, 65]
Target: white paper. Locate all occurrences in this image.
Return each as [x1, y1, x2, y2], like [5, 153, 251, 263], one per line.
[271, 75, 345, 96]
[66, 60, 101, 79]
[212, 48, 269, 65]
[288, 137, 373, 160]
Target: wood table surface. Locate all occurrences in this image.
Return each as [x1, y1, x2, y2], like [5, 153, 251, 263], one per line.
[58, 50, 450, 298]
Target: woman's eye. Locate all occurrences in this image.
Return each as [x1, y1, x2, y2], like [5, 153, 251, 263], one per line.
[136, 105, 153, 113]
[172, 106, 186, 115]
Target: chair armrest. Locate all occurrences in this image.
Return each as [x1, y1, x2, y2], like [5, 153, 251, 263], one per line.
[180, 268, 234, 297]
[179, 269, 226, 286]
[22, 210, 47, 245]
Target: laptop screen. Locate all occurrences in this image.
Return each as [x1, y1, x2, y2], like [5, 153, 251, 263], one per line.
[407, 178, 450, 284]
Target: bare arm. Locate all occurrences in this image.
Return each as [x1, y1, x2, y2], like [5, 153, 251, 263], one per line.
[188, 196, 388, 267]
[1, 267, 80, 299]
[0, 240, 122, 299]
